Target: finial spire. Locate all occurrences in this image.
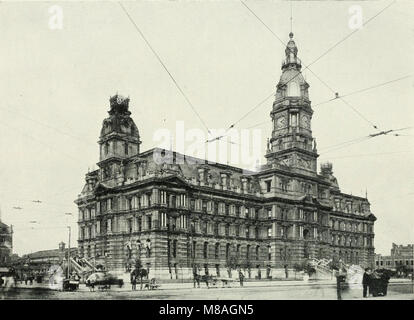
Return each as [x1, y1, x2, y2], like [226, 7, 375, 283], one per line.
[290, 0, 293, 33]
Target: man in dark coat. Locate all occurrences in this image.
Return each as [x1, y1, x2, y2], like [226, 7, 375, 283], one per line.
[335, 268, 347, 300]
[362, 268, 372, 298]
[239, 270, 245, 287]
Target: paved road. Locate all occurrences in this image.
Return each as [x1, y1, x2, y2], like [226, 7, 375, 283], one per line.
[1, 282, 413, 300]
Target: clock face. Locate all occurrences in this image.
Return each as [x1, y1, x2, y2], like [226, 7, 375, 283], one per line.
[276, 116, 287, 128]
[301, 115, 310, 128]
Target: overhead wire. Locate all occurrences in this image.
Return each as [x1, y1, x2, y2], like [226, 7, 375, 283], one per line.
[118, 2, 211, 135]
[234, 0, 397, 135]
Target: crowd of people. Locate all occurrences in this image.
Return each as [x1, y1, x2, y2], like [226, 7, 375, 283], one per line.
[336, 267, 391, 300]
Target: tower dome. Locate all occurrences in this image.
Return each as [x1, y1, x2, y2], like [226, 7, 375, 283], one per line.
[98, 94, 141, 163]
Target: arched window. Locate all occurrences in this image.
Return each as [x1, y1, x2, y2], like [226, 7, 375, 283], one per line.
[215, 243, 220, 259]
[287, 81, 300, 97]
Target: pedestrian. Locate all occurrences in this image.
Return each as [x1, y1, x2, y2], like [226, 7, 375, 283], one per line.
[193, 271, 200, 288]
[362, 268, 372, 298]
[284, 265, 289, 279]
[131, 271, 137, 291]
[239, 270, 245, 287]
[335, 268, 346, 300]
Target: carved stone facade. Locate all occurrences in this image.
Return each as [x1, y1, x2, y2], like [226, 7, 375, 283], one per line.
[75, 34, 376, 279]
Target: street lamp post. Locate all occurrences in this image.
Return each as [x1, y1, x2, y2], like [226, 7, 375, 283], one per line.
[64, 213, 73, 279]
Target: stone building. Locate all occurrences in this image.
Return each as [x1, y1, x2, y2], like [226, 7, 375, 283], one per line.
[375, 243, 413, 271]
[0, 220, 13, 266]
[75, 33, 376, 279]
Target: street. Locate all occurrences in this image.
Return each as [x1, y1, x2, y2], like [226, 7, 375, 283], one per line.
[1, 281, 412, 300]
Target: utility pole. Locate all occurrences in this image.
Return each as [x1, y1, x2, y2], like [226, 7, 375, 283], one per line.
[67, 226, 71, 278]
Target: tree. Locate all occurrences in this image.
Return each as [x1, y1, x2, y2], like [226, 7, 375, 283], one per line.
[132, 258, 148, 290]
[225, 256, 238, 278]
[293, 263, 303, 279]
[242, 260, 252, 279]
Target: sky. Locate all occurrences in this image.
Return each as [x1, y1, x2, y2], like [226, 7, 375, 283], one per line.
[0, 1, 413, 256]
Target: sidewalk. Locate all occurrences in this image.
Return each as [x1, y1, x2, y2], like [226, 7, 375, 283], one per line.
[12, 278, 335, 292]
[13, 278, 413, 293]
[78, 278, 338, 292]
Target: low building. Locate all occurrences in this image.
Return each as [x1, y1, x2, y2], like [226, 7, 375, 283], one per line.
[14, 242, 78, 274]
[375, 243, 414, 271]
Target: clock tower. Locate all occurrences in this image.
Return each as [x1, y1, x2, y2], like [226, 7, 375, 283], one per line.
[265, 33, 318, 173]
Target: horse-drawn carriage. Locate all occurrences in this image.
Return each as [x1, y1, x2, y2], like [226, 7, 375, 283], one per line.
[369, 269, 391, 297]
[194, 274, 237, 288]
[62, 278, 80, 291]
[86, 271, 124, 291]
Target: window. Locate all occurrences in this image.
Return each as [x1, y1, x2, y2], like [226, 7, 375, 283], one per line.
[203, 242, 208, 259]
[124, 142, 128, 155]
[219, 203, 225, 215]
[265, 180, 271, 193]
[195, 199, 202, 211]
[250, 208, 256, 219]
[268, 227, 272, 238]
[215, 243, 220, 259]
[226, 244, 231, 259]
[147, 215, 152, 230]
[160, 191, 167, 205]
[136, 216, 142, 232]
[177, 194, 187, 208]
[179, 215, 187, 229]
[127, 218, 132, 233]
[207, 222, 213, 235]
[160, 212, 167, 228]
[207, 201, 213, 213]
[255, 246, 260, 260]
[268, 208, 272, 219]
